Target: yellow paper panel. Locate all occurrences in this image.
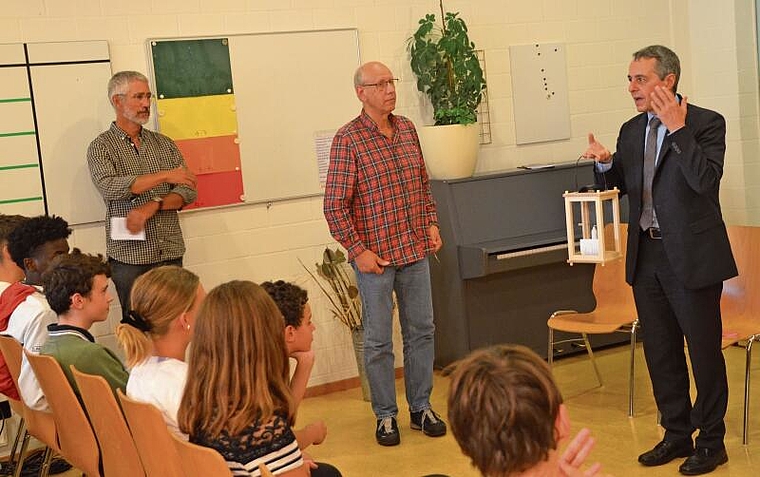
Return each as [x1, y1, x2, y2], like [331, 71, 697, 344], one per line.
[156, 95, 238, 141]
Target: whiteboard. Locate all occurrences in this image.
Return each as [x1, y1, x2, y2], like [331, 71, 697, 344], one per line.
[148, 29, 361, 205]
[0, 40, 111, 225]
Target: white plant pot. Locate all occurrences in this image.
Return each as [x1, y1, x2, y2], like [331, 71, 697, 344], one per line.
[417, 123, 480, 180]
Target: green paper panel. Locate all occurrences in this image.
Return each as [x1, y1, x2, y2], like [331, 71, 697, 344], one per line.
[151, 38, 233, 98]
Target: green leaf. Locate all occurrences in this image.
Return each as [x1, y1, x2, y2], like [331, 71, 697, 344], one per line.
[407, 7, 485, 126]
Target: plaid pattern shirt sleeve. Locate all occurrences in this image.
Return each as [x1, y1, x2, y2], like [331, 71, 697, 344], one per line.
[324, 111, 439, 266]
[87, 122, 196, 265]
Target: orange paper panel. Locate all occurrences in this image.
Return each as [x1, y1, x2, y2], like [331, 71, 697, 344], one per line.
[176, 135, 241, 174]
[184, 170, 244, 210]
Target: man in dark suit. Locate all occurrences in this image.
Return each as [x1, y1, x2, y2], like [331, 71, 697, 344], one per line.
[583, 45, 737, 476]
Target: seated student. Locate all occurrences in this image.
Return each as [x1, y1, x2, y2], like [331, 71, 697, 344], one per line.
[178, 281, 342, 477]
[0, 214, 29, 400]
[447, 344, 604, 477]
[40, 250, 128, 397]
[116, 266, 204, 438]
[3, 215, 70, 411]
[262, 280, 339, 473]
[261, 280, 315, 409]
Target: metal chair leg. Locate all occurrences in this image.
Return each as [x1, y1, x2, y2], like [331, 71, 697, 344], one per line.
[38, 447, 54, 477]
[582, 333, 603, 387]
[743, 336, 755, 446]
[7, 417, 26, 467]
[12, 430, 30, 477]
[628, 321, 638, 417]
[548, 328, 554, 366]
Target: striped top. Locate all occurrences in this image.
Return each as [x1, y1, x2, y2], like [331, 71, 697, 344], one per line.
[191, 411, 304, 476]
[87, 122, 196, 265]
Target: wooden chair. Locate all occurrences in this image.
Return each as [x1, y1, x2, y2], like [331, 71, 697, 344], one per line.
[0, 338, 27, 475]
[24, 350, 100, 477]
[0, 335, 58, 477]
[71, 366, 145, 477]
[720, 225, 760, 445]
[170, 432, 231, 476]
[548, 223, 639, 417]
[117, 390, 185, 477]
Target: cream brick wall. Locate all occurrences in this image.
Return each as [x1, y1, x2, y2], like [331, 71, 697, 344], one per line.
[3, 0, 758, 387]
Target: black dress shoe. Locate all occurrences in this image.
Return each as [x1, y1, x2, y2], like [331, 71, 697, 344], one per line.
[678, 447, 728, 475]
[638, 439, 694, 466]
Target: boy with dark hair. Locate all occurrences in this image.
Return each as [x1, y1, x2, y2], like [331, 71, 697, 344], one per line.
[447, 344, 603, 477]
[41, 250, 128, 397]
[261, 280, 314, 407]
[262, 279, 342, 476]
[0, 214, 29, 399]
[0, 214, 27, 284]
[2, 215, 70, 410]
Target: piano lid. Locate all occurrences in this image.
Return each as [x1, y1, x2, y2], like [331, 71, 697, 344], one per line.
[435, 162, 595, 249]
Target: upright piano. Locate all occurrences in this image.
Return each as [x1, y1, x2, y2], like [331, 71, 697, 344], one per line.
[429, 162, 629, 367]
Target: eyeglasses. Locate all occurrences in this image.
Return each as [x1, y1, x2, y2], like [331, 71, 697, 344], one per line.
[117, 92, 153, 101]
[361, 78, 399, 90]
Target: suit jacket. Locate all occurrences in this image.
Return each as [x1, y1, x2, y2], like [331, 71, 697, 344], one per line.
[596, 102, 737, 289]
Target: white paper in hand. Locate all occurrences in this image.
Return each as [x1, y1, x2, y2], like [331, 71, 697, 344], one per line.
[111, 217, 146, 241]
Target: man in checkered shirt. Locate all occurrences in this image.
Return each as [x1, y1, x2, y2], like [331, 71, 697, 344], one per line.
[87, 71, 196, 321]
[323, 61, 446, 447]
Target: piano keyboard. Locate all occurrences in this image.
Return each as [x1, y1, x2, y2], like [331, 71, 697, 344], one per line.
[496, 243, 568, 260]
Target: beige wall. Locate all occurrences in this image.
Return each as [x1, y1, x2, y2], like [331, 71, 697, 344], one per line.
[2, 0, 758, 387]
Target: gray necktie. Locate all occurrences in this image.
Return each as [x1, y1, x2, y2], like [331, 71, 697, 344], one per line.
[639, 116, 661, 231]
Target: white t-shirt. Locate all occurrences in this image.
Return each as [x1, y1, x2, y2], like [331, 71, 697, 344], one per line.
[3, 283, 56, 411]
[127, 356, 188, 439]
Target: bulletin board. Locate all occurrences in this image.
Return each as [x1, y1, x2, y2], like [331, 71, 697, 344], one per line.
[0, 41, 111, 224]
[147, 29, 361, 208]
[509, 43, 571, 145]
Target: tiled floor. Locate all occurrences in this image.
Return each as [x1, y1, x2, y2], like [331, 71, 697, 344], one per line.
[52, 343, 759, 476]
[295, 343, 758, 476]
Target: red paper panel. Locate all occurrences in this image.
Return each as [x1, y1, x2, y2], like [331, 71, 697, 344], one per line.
[184, 170, 244, 210]
[176, 135, 241, 174]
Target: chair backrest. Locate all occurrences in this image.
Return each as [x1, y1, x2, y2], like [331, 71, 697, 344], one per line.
[24, 350, 100, 477]
[721, 225, 760, 346]
[0, 336, 58, 451]
[117, 389, 185, 477]
[170, 432, 232, 476]
[71, 366, 146, 477]
[0, 334, 25, 415]
[591, 223, 636, 314]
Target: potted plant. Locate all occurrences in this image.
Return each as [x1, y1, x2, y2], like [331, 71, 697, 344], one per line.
[407, 0, 487, 179]
[301, 248, 370, 400]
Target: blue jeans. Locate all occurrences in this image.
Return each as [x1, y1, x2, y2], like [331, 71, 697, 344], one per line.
[353, 258, 435, 419]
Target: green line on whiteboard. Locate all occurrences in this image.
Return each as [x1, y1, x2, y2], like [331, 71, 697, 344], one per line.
[0, 196, 43, 205]
[0, 97, 31, 103]
[0, 163, 38, 171]
[0, 131, 35, 138]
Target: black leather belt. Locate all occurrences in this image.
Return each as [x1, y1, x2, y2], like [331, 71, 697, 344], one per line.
[644, 227, 662, 239]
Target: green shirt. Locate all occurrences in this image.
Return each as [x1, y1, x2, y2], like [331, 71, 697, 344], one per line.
[41, 324, 128, 398]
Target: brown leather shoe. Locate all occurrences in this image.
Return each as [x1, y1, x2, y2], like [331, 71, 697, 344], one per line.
[678, 447, 728, 475]
[638, 439, 694, 466]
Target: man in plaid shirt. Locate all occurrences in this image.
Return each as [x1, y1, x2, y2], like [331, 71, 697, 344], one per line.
[324, 61, 446, 446]
[88, 71, 196, 321]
